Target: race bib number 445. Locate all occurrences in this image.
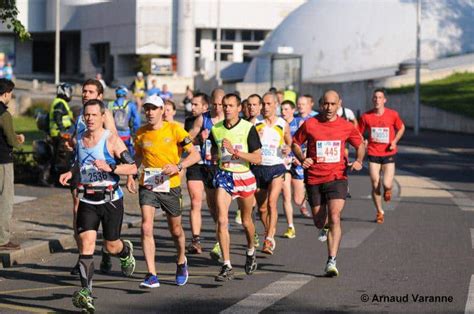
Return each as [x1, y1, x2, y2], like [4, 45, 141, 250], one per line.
[371, 127, 390, 143]
[143, 168, 170, 192]
[316, 141, 341, 163]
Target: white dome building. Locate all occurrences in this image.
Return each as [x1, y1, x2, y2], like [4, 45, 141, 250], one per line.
[244, 0, 474, 83]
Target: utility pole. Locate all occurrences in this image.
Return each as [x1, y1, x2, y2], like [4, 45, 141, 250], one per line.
[54, 0, 60, 85]
[414, 0, 421, 135]
[215, 0, 222, 86]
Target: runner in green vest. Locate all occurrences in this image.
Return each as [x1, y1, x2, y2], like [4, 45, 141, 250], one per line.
[49, 83, 74, 137]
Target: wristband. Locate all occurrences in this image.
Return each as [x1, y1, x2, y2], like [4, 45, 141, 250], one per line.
[232, 149, 240, 159]
[109, 163, 117, 173]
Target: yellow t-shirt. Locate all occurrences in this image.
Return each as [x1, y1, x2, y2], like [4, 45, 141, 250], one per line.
[135, 121, 192, 188]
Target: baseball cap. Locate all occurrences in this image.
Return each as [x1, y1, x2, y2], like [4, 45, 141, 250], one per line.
[144, 94, 164, 108]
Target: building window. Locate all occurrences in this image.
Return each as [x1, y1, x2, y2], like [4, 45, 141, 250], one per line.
[223, 29, 235, 41]
[242, 30, 252, 41]
[254, 30, 265, 41]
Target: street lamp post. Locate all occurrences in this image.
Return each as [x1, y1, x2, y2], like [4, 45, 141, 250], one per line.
[215, 0, 222, 86]
[414, 0, 421, 135]
[54, 0, 60, 85]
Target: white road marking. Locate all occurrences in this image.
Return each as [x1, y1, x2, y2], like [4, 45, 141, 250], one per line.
[465, 275, 474, 314]
[340, 228, 376, 248]
[14, 195, 37, 204]
[220, 274, 312, 313]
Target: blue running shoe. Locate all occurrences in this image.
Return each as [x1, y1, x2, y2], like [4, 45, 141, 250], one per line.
[139, 273, 160, 288]
[176, 258, 189, 286]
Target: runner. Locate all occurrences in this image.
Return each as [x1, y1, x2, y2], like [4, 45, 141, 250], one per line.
[358, 88, 405, 224]
[108, 85, 140, 157]
[70, 79, 118, 276]
[292, 90, 365, 277]
[253, 92, 292, 255]
[163, 99, 183, 128]
[130, 72, 147, 112]
[280, 100, 304, 239]
[188, 88, 225, 261]
[210, 93, 262, 281]
[246, 94, 263, 125]
[126, 95, 200, 288]
[184, 92, 209, 254]
[59, 99, 137, 312]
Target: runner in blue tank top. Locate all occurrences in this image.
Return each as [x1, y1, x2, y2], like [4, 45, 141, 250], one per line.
[60, 99, 137, 313]
[187, 88, 225, 260]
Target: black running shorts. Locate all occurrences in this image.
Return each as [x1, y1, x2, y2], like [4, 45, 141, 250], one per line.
[76, 198, 124, 241]
[306, 179, 348, 207]
[368, 154, 396, 164]
[185, 164, 204, 181]
[252, 164, 287, 190]
[201, 164, 218, 189]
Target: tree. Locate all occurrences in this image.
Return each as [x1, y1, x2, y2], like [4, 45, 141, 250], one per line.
[0, 0, 31, 41]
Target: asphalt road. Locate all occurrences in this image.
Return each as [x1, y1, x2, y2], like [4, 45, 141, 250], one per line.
[1, 109, 473, 313]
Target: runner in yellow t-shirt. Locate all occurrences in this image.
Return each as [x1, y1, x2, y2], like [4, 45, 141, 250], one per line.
[126, 95, 201, 288]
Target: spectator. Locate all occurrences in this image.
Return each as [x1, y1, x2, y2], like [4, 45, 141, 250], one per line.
[182, 86, 193, 117]
[147, 79, 161, 97]
[160, 84, 173, 100]
[0, 78, 24, 250]
[95, 73, 107, 90]
[130, 71, 147, 111]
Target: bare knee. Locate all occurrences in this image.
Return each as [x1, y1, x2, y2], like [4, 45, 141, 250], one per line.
[141, 221, 154, 238]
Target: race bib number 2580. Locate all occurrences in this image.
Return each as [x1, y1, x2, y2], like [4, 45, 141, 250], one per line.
[316, 140, 341, 163]
[371, 127, 390, 143]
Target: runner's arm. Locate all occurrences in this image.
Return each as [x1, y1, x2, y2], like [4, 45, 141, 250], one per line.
[130, 102, 141, 134]
[390, 123, 405, 151]
[103, 109, 118, 134]
[231, 125, 262, 165]
[180, 143, 201, 169]
[95, 133, 137, 175]
[188, 114, 203, 139]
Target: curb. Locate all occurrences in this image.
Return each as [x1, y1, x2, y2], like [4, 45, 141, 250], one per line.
[0, 196, 190, 268]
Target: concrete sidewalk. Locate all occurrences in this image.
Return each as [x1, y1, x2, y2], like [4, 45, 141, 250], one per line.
[0, 183, 191, 268]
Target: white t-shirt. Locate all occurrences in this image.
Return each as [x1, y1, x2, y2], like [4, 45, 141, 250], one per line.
[337, 107, 356, 121]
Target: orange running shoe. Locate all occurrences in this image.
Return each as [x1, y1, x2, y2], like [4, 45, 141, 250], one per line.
[376, 212, 384, 224]
[262, 239, 274, 255]
[384, 189, 392, 202]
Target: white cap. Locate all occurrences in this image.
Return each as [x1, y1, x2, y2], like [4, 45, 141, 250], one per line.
[144, 94, 164, 108]
[137, 71, 144, 78]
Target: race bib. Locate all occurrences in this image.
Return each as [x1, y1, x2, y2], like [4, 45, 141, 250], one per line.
[261, 144, 278, 157]
[371, 127, 390, 143]
[316, 140, 341, 163]
[143, 168, 170, 192]
[80, 164, 110, 184]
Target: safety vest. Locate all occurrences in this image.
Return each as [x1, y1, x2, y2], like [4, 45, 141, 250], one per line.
[133, 79, 146, 98]
[211, 119, 254, 173]
[49, 97, 73, 137]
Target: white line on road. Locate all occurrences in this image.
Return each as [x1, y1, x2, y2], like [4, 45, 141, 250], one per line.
[340, 228, 376, 249]
[471, 229, 474, 250]
[220, 274, 313, 314]
[14, 195, 37, 204]
[465, 275, 474, 314]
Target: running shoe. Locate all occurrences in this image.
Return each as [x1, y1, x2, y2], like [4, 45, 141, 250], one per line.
[253, 232, 260, 248]
[215, 264, 234, 281]
[140, 273, 160, 288]
[283, 227, 296, 239]
[269, 237, 276, 250]
[176, 257, 189, 286]
[100, 249, 112, 274]
[70, 261, 80, 276]
[235, 209, 242, 225]
[384, 189, 392, 202]
[72, 288, 95, 313]
[376, 212, 384, 224]
[187, 239, 202, 254]
[120, 240, 136, 277]
[325, 259, 339, 277]
[318, 225, 330, 242]
[244, 251, 257, 275]
[300, 205, 311, 218]
[262, 239, 274, 255]
[210, 242, 222, 261]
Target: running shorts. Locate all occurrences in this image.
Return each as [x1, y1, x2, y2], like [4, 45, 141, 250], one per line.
[252, 164, 287, 190]
[139, 187, 183, 217]
[76, 198, 124, 241]
[368, 154, 396, 164]
[306, 179, 348, 207]
[185, 164, 204, 182]
[289, 164, 304, 180]
[213, 169, 256, 199]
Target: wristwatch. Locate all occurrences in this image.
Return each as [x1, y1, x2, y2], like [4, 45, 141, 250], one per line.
[109, 163, 117, 173]
[177, 163, 183, 172]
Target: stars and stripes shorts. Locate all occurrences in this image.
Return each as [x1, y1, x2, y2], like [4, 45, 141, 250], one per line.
[213, 169, 256, 199]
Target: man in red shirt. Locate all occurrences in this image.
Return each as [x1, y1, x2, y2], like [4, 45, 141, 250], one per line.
[292, 90, 365, 277]
[358, 89, 405, 224]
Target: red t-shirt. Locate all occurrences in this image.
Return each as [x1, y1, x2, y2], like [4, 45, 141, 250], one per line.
[293, 116, 363, 185]
[358, 108, 404, 157]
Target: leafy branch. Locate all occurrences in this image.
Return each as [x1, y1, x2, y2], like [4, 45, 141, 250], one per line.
[0, 0, 31, 41]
